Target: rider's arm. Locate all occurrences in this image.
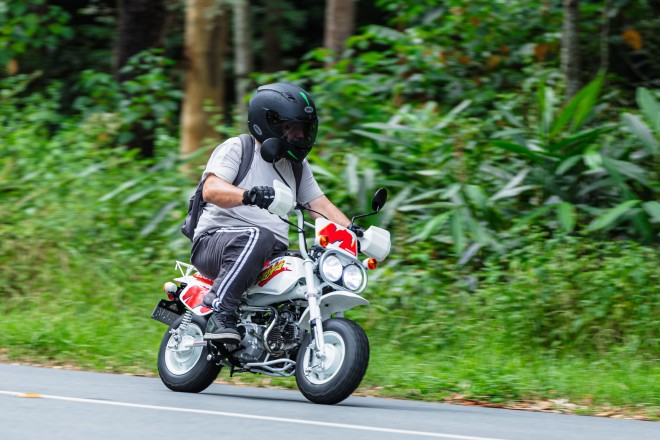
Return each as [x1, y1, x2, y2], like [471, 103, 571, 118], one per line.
[306, 195, 351, 227]
[202, 175, 245, 208]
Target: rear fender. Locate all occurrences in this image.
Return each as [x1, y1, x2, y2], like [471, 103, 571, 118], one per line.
[297, 291, 369, 331]
[179, 284, 213, 317]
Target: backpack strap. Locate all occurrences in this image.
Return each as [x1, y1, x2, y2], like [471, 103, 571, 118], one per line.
[292, 162, 303, 195]
[234, 134, 255, 186]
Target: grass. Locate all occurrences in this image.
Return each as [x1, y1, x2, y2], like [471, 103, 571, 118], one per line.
[0, 228, 658, 421]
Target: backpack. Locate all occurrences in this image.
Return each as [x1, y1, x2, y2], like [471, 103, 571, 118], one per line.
[180, 134, 303, 241]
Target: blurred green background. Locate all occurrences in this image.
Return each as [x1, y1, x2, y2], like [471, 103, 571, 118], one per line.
[0, 0, 658, 418]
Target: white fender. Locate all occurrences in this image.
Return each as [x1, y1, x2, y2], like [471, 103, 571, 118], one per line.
[297, 291, 369, 331]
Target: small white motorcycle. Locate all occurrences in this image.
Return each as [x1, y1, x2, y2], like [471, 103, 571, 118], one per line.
[151, 182, 391, 404]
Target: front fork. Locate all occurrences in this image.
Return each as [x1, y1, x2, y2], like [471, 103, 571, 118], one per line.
[303, 259, 326, 359]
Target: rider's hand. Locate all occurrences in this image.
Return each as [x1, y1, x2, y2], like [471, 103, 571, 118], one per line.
[242, 186, 275, 209]
[347, 223, 365, 237]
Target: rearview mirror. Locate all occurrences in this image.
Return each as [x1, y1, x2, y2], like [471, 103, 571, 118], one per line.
[260, 138, 282, 163]
[371, 188, 388, 212]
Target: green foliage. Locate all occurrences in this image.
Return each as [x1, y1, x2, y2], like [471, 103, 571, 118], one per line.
[355, 231, 659, 358]
[0, 0, 73, 67]
[477, 233, 659, 354]
[0, 66, 189, 264]
[370, 0, 564, 104]
[366, 347, 659, 410]
[74, 49, 182, 145]
[263, 38, 657, 262]
[1, 0, 659, 413]
[491, 74, 659, 241]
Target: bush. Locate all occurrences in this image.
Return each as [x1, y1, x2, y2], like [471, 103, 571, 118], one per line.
[478, 233, 659, 355]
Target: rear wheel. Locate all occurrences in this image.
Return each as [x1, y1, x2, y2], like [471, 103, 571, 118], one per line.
[295, 318, 369, 405]
[157, 313, 220, 393]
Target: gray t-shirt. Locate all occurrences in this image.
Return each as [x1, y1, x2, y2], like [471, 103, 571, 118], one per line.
[194, 136, 324, 245]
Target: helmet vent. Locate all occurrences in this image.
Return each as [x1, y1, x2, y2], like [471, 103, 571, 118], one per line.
[281, 92, 296, 102]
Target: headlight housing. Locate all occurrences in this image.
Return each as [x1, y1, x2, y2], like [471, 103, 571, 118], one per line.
[343, 264, 363, 291]
[320, 255, 343, 282]
[318, 251, 367, 294]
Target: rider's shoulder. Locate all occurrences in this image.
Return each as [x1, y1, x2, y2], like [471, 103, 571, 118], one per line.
[210, 136, 243, 156]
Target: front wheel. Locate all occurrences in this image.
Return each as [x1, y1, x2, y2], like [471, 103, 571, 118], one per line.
[295, 318, 369, 405]
[157, 313, 221, 393]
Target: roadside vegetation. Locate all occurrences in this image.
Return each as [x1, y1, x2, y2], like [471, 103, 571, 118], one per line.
[1, 0, 658, 420]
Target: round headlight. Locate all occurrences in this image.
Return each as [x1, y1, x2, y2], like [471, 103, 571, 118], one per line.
[321, 255, 343, 282]
[343, 264, 363, 291]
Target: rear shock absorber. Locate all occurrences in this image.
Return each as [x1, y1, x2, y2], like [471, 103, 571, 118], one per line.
[178, 311, 193, 335]
[171, 311, 193, 344]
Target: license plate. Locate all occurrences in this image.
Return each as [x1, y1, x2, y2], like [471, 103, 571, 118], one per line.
[151, 299, 182, 326]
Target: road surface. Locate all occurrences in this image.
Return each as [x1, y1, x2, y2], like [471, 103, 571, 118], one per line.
[0, 363, 656, 440]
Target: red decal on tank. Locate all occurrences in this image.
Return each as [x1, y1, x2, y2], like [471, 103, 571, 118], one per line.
[256, 260, 291, 286]
[319, 224, 357, 256]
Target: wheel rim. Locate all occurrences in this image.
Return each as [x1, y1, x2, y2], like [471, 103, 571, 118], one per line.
[164, 322, 205, 376]
[302, 331, 346, 385]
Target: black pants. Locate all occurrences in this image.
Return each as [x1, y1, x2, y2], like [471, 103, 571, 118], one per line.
[191, 226, 286, 312]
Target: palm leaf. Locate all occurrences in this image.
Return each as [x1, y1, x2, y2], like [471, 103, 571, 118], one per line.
[141, 201, 178, 236]
[548, 125, 616, 155]
[637, 87, 660, 132]
[550, 73, 604, 138]
[642, 201, 660, 223]
[491, 140, 546, 164]
[537, 78, 555, 143]
[586, 200, 640, 232]
[512, 205, 554, 230]
[411, 212, 452, 242]
[622, 113, 659, 156]
[450, 210, 466, 255]
[557, 202, 577, 232]
[434, 99, 472, 130]
[352, 129, 409, 146]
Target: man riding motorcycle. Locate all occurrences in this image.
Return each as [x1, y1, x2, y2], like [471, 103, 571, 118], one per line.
[190, 83, 356, 343]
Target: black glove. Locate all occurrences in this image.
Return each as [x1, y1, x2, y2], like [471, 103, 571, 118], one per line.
[347, 223, 365, 237]
[242, 186, 275, 209]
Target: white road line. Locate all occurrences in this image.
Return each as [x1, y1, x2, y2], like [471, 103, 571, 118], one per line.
[0, 390, 508, 440]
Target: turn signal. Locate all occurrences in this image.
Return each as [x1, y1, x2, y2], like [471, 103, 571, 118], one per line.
[319, 235, 329, 247]
[163, 282, 178, 300]
[363, 258, 378, 270]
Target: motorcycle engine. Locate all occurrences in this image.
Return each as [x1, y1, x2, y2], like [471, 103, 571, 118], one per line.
[233, 307, 301, 363]
[265, 309, 301, 356]
[234, 322, 265, 363]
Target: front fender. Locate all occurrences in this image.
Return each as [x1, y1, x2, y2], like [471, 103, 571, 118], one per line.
[297, 291, 369, 331]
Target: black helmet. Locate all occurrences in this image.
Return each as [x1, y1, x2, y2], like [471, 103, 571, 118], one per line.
[247, 83, 318, 163]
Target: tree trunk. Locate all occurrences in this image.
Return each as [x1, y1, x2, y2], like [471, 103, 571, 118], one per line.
[649, 0, 660, 16]
[599, 0, 613, 72]
[115, 0, 168, 158]
[561, 0, 581, 100]
[180, 0, 228, 164]
[116, 0, 167, 82]
[324, 0, 356, 63]
[262, 0, 284, 72]
[233, 0, 253, 120]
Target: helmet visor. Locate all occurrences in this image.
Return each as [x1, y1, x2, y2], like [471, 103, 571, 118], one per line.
[266, 111, 318, 150]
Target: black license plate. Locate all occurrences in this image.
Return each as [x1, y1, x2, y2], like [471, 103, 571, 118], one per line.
[151, 299, 183, 326]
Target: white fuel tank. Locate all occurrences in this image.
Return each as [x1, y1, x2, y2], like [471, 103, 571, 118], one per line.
[244, 256, 307, 306]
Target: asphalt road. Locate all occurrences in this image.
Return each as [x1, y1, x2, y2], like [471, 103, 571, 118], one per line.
[0, 363, 656, 440]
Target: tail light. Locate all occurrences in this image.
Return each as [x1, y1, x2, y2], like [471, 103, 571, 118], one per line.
[163, 282, 178, 300]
